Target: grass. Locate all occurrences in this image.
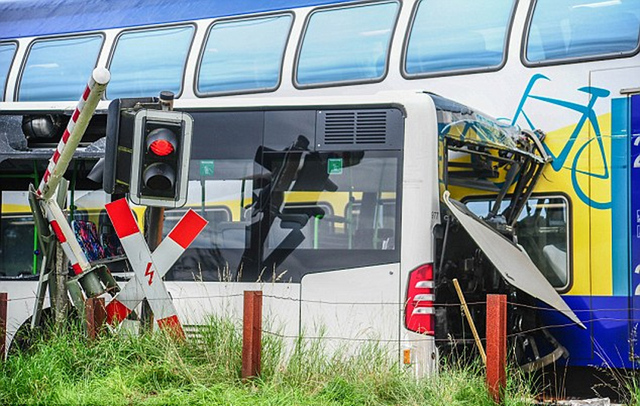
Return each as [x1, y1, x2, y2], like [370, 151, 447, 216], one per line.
[0, 317, 537, 405]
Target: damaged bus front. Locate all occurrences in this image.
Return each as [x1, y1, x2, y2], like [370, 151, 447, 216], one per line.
[426, 95, 584, 371]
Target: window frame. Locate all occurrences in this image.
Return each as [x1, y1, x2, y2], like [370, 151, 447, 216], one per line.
[521, 0, 640, 67]
[16, 32, 106, 102]
[293, 0, 401, 90]
[462, 192, 573, 293]
[194, 12, 294, 98]
[105, 22, 197, 100]
[401, 0, 517, 80]
[0, 41, 18, 102]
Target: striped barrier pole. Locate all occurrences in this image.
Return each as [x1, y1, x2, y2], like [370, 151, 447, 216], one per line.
[34, 68, 110, 275]
[42, 198, 90, 275]
[104, 198, 207, 337]
[37, 67, 110, 200]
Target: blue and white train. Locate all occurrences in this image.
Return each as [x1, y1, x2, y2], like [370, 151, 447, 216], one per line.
[1, 0, 640, 374]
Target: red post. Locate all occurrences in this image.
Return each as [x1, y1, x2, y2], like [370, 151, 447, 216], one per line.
[242, 291, 263, 380]
[94, 297, 106, 335]
[0, 293, 7, 361]
[86, 297, 106, 340]
[486, 294, 507, 404]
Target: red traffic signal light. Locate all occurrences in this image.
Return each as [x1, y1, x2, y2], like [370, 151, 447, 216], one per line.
[147, 128, 176, 156]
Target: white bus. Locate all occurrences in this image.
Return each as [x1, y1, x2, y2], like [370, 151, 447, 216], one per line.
[0, 0, 639, 370]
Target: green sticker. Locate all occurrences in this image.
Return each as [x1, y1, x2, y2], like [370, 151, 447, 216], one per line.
[200, 160, 215, 177]
[327, 158, 343, 175]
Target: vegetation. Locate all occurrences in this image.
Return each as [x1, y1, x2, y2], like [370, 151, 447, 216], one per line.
[0, 317, 536, 405]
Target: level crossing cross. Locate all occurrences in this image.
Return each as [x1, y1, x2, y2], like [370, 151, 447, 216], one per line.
[104, 198, 208, 336]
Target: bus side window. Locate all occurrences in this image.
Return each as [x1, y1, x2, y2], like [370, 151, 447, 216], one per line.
[295, 1, 399, 87]
[18, 35, 103, 101]
[197, 14, 292, 95]
[107, 25, 194, 99]
[526, 0, 640, 63]
[0, 42, 16, 102]
[404, 0, 514, 76]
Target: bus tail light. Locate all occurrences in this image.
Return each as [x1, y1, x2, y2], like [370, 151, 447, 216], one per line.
[405, 263, 434, 335]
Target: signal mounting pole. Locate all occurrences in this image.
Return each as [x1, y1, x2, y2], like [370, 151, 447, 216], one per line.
[141, 91, 175, 329]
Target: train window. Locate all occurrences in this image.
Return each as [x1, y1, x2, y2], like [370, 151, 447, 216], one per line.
[295, 1, 399, 87]
[107, 25, 194, 99]
[0, 191, 39, 278]
[466, 196, 571, 290]
[0, 43, 16, 102]
[18, 35, 102, 101]
[526, 0, 640, 63]
[197, 15, 292, 95]
[404, 0, 515, 76]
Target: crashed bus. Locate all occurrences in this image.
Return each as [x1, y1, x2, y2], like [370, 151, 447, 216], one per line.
[1, 91, 585, 374]
[1, 0, 640, 373]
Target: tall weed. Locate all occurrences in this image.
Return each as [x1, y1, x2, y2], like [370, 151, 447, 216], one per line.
[0, 317, 537, 405]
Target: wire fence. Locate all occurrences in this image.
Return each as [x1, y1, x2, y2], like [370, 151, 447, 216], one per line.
[5, 289, 640, 346]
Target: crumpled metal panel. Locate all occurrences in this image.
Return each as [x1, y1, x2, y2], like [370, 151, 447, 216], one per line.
[443, 190, 585, 329]
[431, 93, 543, 162]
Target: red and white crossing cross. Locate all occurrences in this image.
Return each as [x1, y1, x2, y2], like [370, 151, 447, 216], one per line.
[105, 206, 208, 324]
[104, 198, 208, 336]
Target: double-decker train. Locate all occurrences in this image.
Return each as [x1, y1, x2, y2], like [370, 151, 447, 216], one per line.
[0, 0, 639, 373]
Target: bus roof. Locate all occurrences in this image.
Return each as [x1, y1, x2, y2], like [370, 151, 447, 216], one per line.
[0, 0, 347, 40]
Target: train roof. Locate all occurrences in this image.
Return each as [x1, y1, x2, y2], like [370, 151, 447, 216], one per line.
[0, 0, 348, 40]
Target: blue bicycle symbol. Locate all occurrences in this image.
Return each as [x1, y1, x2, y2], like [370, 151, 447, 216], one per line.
[511, 74, 611, 210]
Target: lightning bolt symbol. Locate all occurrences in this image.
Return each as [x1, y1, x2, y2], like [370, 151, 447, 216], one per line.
[145, 262, 155, 286]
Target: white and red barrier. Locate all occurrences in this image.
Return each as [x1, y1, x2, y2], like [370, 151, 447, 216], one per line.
[42, 198, 91, 275]
[105, 198, 208, 336]
[37, 68, 110, 199]
[35, 68, 111, 277]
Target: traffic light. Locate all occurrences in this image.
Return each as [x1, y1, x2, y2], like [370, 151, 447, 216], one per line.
[130, 109, 193, 208]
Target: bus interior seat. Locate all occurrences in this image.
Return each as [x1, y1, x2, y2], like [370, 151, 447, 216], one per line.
[353, 227, 394, 249]
[188, 226, 216, 249]
[354, 228, 375, 249]
[268, 205, 326, 250]
[279, 213, 311, 230]
[265, 218, 304, 250]
[216, 222, 249, 249]
[378, 228, 394, 250]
